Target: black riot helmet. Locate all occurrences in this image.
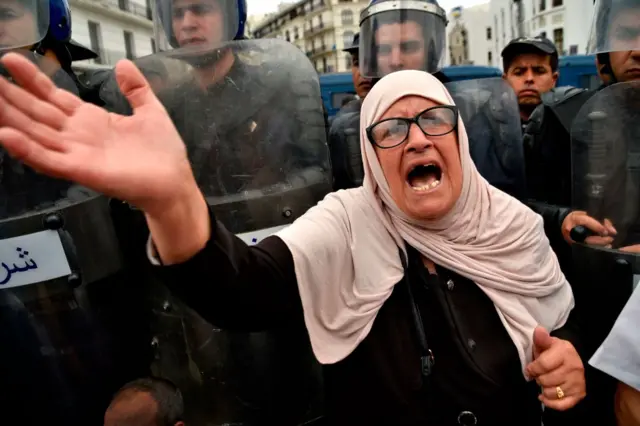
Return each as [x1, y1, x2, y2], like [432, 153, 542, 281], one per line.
[358, 0, 448, 78]
[587, 0, 640, 81]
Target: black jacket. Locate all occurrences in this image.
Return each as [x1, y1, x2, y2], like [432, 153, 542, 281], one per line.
[152, 206, 582, 426]
[522, 88, 597, 275]
[159, 56, 330, 202]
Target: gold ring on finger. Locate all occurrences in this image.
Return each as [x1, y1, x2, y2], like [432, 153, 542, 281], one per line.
[556, 386, 565, 400]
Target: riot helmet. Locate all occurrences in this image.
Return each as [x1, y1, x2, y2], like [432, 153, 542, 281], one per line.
[0, 0, 96, 60]
[587, 0, 640, 81]
[155, 0, 247, 50]
[359, 0, 447, 78]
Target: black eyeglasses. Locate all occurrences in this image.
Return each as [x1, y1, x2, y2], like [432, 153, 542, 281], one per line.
[366, 105, 458, 149]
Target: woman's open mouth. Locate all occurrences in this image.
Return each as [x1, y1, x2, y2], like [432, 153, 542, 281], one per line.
[407, 163, 442, 192]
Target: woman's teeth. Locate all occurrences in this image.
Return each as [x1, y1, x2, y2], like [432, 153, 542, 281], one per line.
[412, 180, 441, 191]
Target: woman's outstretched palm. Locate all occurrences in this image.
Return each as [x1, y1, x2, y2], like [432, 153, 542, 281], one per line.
[0, 53, 195, 214]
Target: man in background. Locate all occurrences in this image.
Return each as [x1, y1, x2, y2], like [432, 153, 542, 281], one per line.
[104, 377, 185, 426]
[501, 36, 559, 126]
[335, 32, 372, 118]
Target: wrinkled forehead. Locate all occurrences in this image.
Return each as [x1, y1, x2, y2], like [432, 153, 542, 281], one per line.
[380, 95, 442, 119]
[362, 71, 453, 119]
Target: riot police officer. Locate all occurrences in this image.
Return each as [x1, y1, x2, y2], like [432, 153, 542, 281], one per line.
[338, 32, 372, 115]
[0, 0, 104, 104]
[500, 36, 560, 126]
[0, 1, 154, 425]
[329, 0, 525, 198]
[97, 0, 332, 424]
[521, 0, 640, 254]
[146, 0, 329, 198]
[558, 0, 640, 422]
[0, 0, 105, 215]
[329, 0, 448, 190]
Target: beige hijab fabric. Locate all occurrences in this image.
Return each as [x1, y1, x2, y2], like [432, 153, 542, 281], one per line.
[276, 70, 574, 375]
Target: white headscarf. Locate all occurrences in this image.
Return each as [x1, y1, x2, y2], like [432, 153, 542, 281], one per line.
[276, 70, 574, 375]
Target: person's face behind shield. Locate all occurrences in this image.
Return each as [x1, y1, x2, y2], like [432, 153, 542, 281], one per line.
[368, 95, 463, 220]
[375, 21, 426, 75]
[604, 8, 640, 82]
[171, 0, 225, 50]
[350, 52, 372, 98]
[0, 0, 38, 50]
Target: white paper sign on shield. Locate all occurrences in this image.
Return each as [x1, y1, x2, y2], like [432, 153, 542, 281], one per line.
[0, 230, 72, 290]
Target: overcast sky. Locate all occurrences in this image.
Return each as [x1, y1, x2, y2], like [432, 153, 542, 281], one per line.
[246, 0, 490, 16]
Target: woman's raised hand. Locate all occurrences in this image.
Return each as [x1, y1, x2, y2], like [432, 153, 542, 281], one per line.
[0, 52, 198, 216]
[0, 53, 209, 263]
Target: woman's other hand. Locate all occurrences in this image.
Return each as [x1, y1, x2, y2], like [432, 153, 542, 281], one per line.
[562, 210, 617, 245]
[0, 53, 209, 264]
[526, 326, 586, 411]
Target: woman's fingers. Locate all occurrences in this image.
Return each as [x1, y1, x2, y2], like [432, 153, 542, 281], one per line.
[0, 90, 67, 152]
[0, 128, 74, 179]
[0, 53, 83, 114]
[540, 394, 582, 411]
[0, 76, 67, 132]
[539, 381, 585, 411]
[535, 368, 566, 388]
[540, 381, 580, 400]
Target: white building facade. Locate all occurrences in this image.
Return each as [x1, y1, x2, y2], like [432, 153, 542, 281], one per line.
[252, 0, 368, 74]
[444, 4, 493, 67]
[69, 0, 156, 72]
[489, 0, 594, 70]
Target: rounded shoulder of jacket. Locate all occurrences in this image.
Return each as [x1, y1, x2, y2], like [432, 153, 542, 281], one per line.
[541, 86, 589, 107]
[330, 108, 360, 133]
[76, 68, 113, 89]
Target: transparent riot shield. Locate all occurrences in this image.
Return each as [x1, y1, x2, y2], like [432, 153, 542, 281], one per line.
[100, 38, 331, 425]
[0, 52, 152, 424]
[570, 81, 640, 424]
[445, 77, 525, 198]
[571, 80, 640, 350]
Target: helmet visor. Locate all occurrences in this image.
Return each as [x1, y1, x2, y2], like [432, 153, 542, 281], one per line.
[587, 0, 640, 54]
[156, 0, 240, 51]
[0, 0, 48, 51]
[359, 1, 447, 78]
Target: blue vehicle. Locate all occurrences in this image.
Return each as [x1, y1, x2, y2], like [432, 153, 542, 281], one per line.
[320, 65, 503, 120]
[320, 57, 601, 120]
[557, 54, 601, 90]
[319, 72, 357, 119]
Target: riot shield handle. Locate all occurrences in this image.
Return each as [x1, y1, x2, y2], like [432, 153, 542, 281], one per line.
[570, 225, 596, 243]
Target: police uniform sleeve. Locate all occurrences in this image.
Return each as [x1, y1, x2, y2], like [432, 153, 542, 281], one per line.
[523, 104, 572, 248]
[589, 286, 640, 391]
[146, 205, 303, 332]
